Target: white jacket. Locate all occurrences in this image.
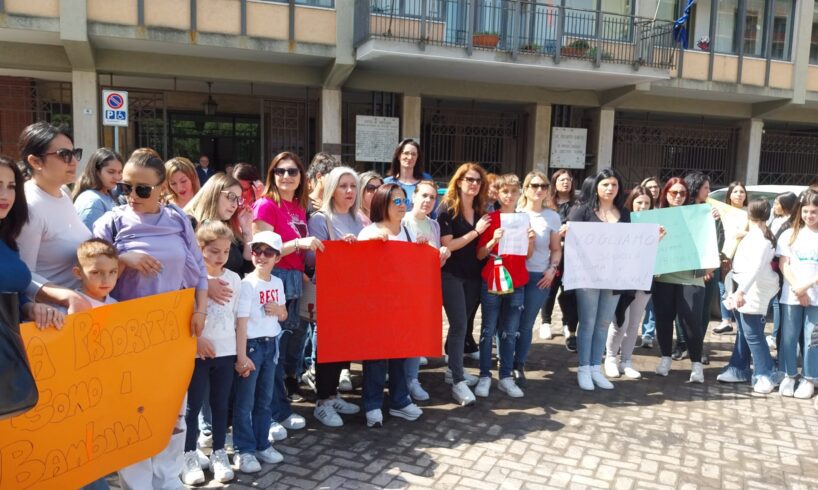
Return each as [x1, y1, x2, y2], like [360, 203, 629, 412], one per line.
[729, 227, 779, 315]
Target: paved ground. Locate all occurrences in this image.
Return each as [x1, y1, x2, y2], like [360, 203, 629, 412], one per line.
[112, 313, 818, 489]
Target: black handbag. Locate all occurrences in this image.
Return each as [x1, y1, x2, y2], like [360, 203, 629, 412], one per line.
[0, 293, 39, 420]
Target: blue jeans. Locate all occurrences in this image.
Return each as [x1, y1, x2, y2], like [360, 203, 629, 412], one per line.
[780, 304, 818, 378]
[771, 294, 781, 346]
[362, 358, 412, 412]
[575, 289, 619, 367]
[641, 298, 656, 340]
[269, 297, 299, 423]
[722, 312, 777, 383]
[516, 271, 551, 370]
[233, 337, 278, 454]
[718, 279, 735, 322]
[405, 357, 421, 384]
[479, 281, 525, 379]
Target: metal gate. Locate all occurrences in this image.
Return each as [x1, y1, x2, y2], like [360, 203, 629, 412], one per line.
[759, 130, 818, 185]
[422, 107, 526, 181]
[0, 78, 71, 157]
[613, 120, 737, 187]
[263, 98, 316, 168]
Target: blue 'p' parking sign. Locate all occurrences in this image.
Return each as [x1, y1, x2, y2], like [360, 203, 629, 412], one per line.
[102, 90, 128, 127]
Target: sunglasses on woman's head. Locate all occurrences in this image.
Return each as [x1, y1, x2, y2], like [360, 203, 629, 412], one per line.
[42, 148, 83, 164]
[117, 182, 158, 199]
[251, 244, 278, 258]
[220, 190, 243, 205]
[273, 167, 300, 177]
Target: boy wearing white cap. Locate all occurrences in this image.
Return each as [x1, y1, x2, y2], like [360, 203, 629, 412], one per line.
[232, 231, 288, 473]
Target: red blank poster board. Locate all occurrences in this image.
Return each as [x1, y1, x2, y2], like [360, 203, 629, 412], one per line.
[316, 240, 442, 362]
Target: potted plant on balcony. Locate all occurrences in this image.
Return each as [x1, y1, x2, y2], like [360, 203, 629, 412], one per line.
[561, 39, 590, 57]
[473, 31, 500, 48]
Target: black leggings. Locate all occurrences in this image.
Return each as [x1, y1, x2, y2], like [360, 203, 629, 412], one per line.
[653, 281, 705, 363]
[316, 361, 346, 400]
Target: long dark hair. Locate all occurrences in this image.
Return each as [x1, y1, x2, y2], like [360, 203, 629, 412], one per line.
[263, 151, 308, 209]
[547, 169, 575, 209]
[725, 181, 747, 208]
[0, 155, 28, 250]
[18, 121, 73, 172]
[72, 147, 123, 201]
[684, 171, 710, 204]
[747, 199, 776, 248]
[776, 192, 798, 216]
[369, 183, 406, 223]
[577, 176, 596, 205]
[624, 185, 655, 211]
[389, 139, 424, 181]
[588, 167, 625, 211]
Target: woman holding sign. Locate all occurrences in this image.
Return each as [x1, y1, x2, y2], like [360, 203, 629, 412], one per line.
[566, 168, 630, 391]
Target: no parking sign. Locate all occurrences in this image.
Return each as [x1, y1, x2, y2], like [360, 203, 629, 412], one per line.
[102, 89, 128, 127]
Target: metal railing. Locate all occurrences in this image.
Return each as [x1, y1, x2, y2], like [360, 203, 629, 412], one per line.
[356, 0, 676, 69]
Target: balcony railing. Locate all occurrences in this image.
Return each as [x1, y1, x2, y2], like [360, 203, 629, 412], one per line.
[355, 0, 676, 69]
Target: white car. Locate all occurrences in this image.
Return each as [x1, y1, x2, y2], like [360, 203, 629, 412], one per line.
[708, 184, 806, 206]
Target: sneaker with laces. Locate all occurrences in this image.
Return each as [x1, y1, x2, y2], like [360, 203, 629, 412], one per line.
[444, 369, 479, 386]
[753, 376, 775, 394]
[716, 369, 748, 383]
[794, 379, 815, 399]
[281, 413, 306, 430]
[314, 402, 343, 427]
[330, 395, 360, 414]
[338, 369, 353, 391]
[301, 366, 317, 393]
[182, 450, 205, 485]
[779, 376, 797, 397]
[210, 449, 234, 483]
[591, 365, 614, 389]
[234, 452, 261, 474]
[452, 381, 476, 406]
[366, 409, 383, 428]
[604, 357, 621, 378]
[539, 322, 553, 340]
[409, 379, 430, 401]
[389, 403, 423, 421]
[475, 376, 491, 397]
[498, 377, 524, 397]
[621, 361, 641, 379]
[689, 362, 704, 383]
[197, 430, 213, 449]
[256, 446, 283, 464]
[268, 421, 288, 442]
[655, 356, 672, 376]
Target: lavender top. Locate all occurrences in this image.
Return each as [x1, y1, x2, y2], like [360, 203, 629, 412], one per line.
[93, 204, 208, 301]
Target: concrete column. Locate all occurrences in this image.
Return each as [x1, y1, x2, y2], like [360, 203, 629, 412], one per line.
[320, 87, 342, 158]
[735, 118, 764, 185]
[525, 103, 552, 174]
[71, 70, 99, 170]
[790, 0, 813, 104]
[401, 94, 422, 141]
[590, 108, 615, 174]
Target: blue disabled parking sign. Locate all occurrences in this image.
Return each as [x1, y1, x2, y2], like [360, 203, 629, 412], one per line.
[102, 90, 129, 127]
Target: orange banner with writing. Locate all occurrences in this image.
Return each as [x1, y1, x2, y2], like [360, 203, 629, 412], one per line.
[316, 240, 442, 362]
[0, 289, 196, 490]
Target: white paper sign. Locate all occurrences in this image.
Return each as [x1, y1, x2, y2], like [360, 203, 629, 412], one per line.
[563, 222, 659, 291]
[355, 116, 400, 162]
[550, 127, 587, 169]
[498, 213, 530, 256]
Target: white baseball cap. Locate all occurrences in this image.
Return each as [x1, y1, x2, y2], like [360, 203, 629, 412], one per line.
[249, 231, 283, 254]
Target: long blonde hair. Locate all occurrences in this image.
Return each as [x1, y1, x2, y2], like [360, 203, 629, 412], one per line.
[518, 170, 550, 210]
[439, 162, 488, 219]
[184, 172, 243, 240]
[164, 157, 201, 204]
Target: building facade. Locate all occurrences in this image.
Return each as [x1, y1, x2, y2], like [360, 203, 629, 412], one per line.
[1, 0, 817, 186]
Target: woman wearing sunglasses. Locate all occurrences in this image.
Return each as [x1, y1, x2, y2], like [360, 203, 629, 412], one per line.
[252, 151, 323, 436]
[16, 121, 93, 314]
[357, 170, 384, 226]
[92, 147, 208, 489]
[72, 147, 124, 232]
[383, 139, 433, 213]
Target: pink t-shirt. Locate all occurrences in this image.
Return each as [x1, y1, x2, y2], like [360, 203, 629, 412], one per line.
[253, 196, 307, 271]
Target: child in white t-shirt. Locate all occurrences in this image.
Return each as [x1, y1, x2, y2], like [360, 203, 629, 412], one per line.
[232, 231, 288, 474]
[182, 222, 241, 485]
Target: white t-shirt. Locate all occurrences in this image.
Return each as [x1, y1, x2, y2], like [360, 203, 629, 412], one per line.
[55, 290, 117, 313]
[18, 181, 92, 298]
[358, 223, 414, 242]
[203, 269, 241, 357]
[237, 272, 285, 339]
[776, 227, 818, 306]
[521, 208, 561, 272]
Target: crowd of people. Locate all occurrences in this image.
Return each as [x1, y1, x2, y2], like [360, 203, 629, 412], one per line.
[1, 121, 817, 489]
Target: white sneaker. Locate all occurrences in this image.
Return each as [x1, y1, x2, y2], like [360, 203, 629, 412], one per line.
[444, 368, 479, 386]
[766, 335, 777, 350]
[366, 408, 383, 428]
[256, 446, 283, 464]
[475, 377, 491, 397]
[498, 377, 524, 398]
[182, 450, 205, 485]
[234, 452, 261, 474]
[330, 395, 360, 414]
[314, 402, 343, 427]
[539, 322, 553, 340]
[196, 448, 210, 470]
[409, 379, 430, 401]
[689, 362, 704, 383]
[268, 421, 288, 442]
[452, 381, 476, 406]
[389, 403, 423, 421]
[716, 370, 747, 383]
[780, 376, 797, 397]
[621, 361, 641, 379]
[197, 431, 213, 449]
[753, 376, 775, 394]
[794, 379, 815, 399]
[210, 449, 234, 483]
[281, 413, 306, 430]
[577, 366, 594, 390]
[655, 356, 672, 377]
[604, 357, 621, 378]
[419, 356, 429, 366]
[591, 365, 614, 389]
[338, 368, 353, 391]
